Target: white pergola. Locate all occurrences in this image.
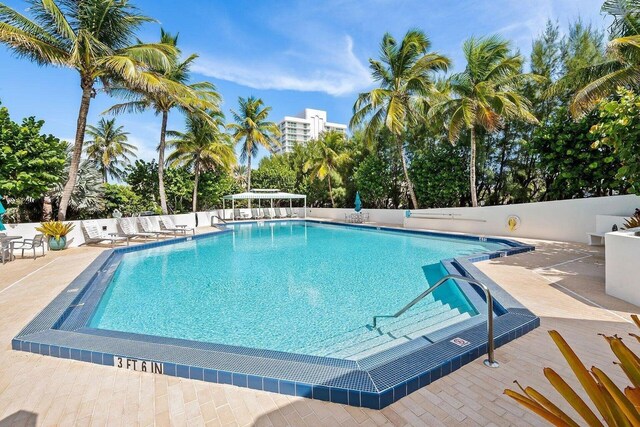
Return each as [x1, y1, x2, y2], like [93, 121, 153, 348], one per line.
[222, 189, 307, 218]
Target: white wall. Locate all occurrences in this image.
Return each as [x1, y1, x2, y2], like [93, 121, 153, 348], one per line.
[605, 229, 640, 306]
[307, 195, 640, 243]
[306, 208, 405, 226]
[2, 212, 204, 248]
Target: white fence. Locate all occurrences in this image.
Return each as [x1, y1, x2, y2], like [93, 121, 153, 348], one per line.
[308, 195, 640, 243]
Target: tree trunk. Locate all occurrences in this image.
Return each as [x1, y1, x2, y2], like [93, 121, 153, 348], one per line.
[246, 155, 252, 209]
[328, 174, 335, 207]
[469, 126, 478, 207]
[192, 160, 200, 213]
[42, 196, 53, 221]
[397, 135, 418, 209]
[158, 110, 169, 214]
[103, 168, 108, 184]
[58, 81, 93, 220]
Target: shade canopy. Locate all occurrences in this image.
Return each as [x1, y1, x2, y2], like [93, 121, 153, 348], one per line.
[223, 191, 306, 200]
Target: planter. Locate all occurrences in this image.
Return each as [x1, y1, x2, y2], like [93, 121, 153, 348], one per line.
[48, 236, 67, 251]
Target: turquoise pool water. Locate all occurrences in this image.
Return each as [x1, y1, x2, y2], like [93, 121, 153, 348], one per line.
[90, 222, 507, 355]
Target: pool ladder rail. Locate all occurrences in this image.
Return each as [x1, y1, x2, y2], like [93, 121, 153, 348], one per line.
[371, 274, 500, 368]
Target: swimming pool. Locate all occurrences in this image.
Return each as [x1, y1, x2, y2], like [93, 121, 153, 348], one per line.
[91, 221, 506, 357]
[14, 219, 539, 409]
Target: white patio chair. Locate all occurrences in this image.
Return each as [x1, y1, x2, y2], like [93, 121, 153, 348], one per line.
[138, 217, 175, 237]
[160, 216, 195, 235]
[82, 220, 129, 246]
[118, 218, 160, 240]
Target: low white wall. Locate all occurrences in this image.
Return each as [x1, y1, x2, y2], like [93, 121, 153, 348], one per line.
[307, 195, 640, 243]
[3, 212, 205, 248]
[605, 229, 640, 306]
[306, 208, 405, 226]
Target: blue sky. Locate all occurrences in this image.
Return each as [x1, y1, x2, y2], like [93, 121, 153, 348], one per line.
[0, 0, 606, 164]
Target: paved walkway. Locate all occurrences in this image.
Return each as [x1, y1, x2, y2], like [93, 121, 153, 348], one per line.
[0, 229, 637, 426]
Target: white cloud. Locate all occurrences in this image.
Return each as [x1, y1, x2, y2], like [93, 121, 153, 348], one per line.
[191, 36, 372, 96]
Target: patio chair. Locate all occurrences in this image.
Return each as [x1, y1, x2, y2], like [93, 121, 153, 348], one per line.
[233, 209, 242, 220]
[82, 220, 129, 246]
[118, 218, 160, 240]
[138, 217, 175, 238]
[263, 208, 273, 219]
[251, 208, 264, 219]
[285, 207, 298, 218]
[276, 208, 288, 218]
[160, 216, 195, 235]
[10, 234, 46, 260]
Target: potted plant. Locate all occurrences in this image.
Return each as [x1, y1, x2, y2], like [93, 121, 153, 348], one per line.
[36, 221, 75, 250]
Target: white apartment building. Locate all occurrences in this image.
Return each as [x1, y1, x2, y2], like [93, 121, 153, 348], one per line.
[275, 109, 347, 154]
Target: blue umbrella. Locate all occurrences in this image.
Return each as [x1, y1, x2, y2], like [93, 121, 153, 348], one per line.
[354, 191, 362, 212]
[0, 195, 6, 231]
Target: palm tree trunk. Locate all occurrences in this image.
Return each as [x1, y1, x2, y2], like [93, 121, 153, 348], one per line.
[58, 82, 93, 220]
[246, 155, 252, 209]
[192, 161, 200, 213]
[328, 174, 335, 208]
[103, 168, 108, 184]
[469, 126, 478, 207]
[158, 110, 169, 214]
[42, 196, 52, 221]
[397, 135, 418, 209]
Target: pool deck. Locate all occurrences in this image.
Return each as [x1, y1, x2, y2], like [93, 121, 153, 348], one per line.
[0, 223, 638, 426]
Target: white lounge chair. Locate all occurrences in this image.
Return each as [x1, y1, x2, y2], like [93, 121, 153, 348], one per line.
[276, 208, 287, 218]
[285, 207, 298, 218]
[82, 220, 129, 246]
[160, 216, 195, 235]
[138, 217, 175, 237]
[251, 208, 264, 219]
[118, 218, 161, 240]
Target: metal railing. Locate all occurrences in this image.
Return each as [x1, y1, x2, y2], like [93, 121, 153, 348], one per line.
[211, 215, 228, 225]
[371, 274, 499, 368]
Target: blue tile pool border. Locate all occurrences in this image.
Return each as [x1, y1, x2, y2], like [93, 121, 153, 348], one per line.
[13, 220, 538, 409]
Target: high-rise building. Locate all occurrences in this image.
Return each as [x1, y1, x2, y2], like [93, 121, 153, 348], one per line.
[275, 109, 347, 154]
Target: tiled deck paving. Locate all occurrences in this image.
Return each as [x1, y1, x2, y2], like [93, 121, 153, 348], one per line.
[0, 225, 638, 426]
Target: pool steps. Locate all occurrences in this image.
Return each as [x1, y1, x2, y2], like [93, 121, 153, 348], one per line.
[298, 298, 474, 360]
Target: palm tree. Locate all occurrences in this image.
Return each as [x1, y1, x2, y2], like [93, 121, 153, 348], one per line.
[303, 131, 349, 207]
[106, 29, 220, 214]
[350, 30, 450, 209]
[167, 112, 236, 212]
[228, 96, 281, 191]
[85, 118, 137, 183]
[566, 0, 640, 116]
[0, 0, 177, 220]
[233, 165, 249, 189]
[430, 36, 540, 207]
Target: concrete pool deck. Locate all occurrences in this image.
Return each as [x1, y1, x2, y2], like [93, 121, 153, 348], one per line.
[0, 224, 638, 426]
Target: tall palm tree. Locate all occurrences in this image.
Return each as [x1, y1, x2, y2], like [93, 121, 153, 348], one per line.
[106, 29, 220, 214]
[350, 30, 450, 209]
[566, 0, 640, 116]
[228, 96, 281, 191]
[430, 36, 540, 207]
[85, 118, 137, 183]
[0, 0, 177, 220]
[167, 112, 236, 212]
[303, 131, 349, 207]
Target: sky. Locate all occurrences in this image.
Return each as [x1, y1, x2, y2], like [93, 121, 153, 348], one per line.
[0, 0, 607, 165]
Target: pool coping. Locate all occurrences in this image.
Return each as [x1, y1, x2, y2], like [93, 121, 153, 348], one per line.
[12, 219, 539, 409]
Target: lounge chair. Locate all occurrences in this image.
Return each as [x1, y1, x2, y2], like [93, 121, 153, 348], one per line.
[276, 208, 287, 218]
[138, 217, 175, 238]
[263, 208, 273, 219]
[11, 234, 46, 259]
[233, 209, 242, 220]
[82, 220, 129, 246]
[285, 207, 298, 218]
[118, 218, 161, 240]
[160, 216, 195, 235]
[251, 208, 264, 219]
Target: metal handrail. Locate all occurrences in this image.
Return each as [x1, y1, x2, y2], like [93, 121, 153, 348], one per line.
[371, 274, 499, 368]
[211, 215, 228, 225]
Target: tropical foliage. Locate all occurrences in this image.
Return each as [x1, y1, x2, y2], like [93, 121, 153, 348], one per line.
[84, 118, 137, 183]
[0, 0, 180, 220]
[2, 0, 640, 221]
[351, 29, 450, 209]
[504, 315, 640, 426]
[228, 96, 281, 191]
[167, 112, 236, 211]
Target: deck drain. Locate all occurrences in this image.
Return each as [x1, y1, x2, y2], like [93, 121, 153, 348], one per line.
[66, 289, 79, 293]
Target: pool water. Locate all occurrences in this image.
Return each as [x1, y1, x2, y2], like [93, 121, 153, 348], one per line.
[90, 222, 507, 356]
